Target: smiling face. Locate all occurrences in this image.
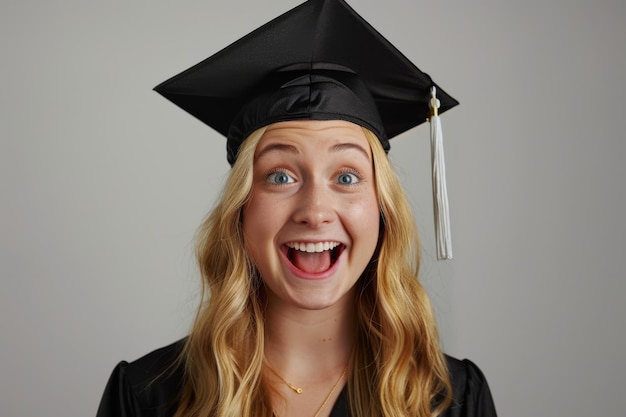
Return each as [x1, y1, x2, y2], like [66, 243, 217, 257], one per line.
[242, 120, 380, 311]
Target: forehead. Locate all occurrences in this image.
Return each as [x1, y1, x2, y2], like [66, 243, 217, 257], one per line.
[255, 120, 372, 158]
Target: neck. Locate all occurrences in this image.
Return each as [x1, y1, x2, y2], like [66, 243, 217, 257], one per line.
[264, 291, 355, 380]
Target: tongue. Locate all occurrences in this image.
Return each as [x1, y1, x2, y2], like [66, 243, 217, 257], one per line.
[291, 250, 332, 273]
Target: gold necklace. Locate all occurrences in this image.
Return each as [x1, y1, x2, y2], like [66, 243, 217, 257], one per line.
[312, 366, 347, 417]
[266, 363, 348, 417]
[266, 363, 304, 394]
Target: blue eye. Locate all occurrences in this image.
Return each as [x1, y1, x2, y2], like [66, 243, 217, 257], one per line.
[337, 172, 359, 185]
[267, 171, 294, 184]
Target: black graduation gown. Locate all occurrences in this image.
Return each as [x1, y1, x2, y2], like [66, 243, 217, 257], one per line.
[96, 340, 497, 417]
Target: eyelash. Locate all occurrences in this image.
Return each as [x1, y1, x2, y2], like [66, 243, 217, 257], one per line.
[265, 168, 294, 186]
[336, 168, 363, 186]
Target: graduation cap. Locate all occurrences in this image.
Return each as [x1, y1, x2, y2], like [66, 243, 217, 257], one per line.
[154, 0, 457, 260]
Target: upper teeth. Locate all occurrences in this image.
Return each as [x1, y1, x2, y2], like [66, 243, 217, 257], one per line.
[286, 241, 341, 253]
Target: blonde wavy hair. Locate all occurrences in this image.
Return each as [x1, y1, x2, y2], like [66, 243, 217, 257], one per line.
[174, 126, 452, 417]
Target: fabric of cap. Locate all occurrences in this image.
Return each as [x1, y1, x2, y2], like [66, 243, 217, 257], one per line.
[153, 0, 459, 163]
[226, 63, 387, 165]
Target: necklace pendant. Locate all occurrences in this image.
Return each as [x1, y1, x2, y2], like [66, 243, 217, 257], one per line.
[287, 383, 303, 394]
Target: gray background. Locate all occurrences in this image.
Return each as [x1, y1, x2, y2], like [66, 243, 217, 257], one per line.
[2, 0, 625, 416]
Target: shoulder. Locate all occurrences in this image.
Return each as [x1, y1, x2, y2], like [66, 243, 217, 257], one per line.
[122, 339, 186, 387]
[445, 355, 489, 393]
[96, 339, 186, 417]
[440, 355, 498, 417]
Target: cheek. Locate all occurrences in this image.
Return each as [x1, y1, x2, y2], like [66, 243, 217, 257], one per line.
[352, 193, 379, 223]
[242, 195, 280, 251]
[346, 196, 380, 242]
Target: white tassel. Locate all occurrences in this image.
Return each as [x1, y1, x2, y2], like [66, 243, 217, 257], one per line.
[429, 87, 453, 260]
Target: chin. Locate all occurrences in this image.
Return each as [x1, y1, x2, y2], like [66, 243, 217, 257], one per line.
[284, 286, 355, 312]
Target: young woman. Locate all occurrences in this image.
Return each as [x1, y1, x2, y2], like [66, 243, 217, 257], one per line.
[97, 1, 497, 416]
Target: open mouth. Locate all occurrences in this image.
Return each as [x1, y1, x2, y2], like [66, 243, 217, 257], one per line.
[283, 241, 345, 274]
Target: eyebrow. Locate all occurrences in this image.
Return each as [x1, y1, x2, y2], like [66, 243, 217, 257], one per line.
[330, 142, 371, 161]
[255, 143, 300, 160]
[255, 141, 371, 161]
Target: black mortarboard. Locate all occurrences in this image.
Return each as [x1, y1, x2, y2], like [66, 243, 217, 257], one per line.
[154, 0, 457, 260]
[154, 0, 458, 165]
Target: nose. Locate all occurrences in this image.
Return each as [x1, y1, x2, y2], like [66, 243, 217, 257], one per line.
[291, 181, 335, 228]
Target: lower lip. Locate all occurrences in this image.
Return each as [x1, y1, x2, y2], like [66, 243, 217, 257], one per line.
[279, 249, 342, 281]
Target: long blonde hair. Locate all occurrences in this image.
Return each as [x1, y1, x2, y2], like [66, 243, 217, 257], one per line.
[174, 126, 451, 417]
[349, 129, 452, 416]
